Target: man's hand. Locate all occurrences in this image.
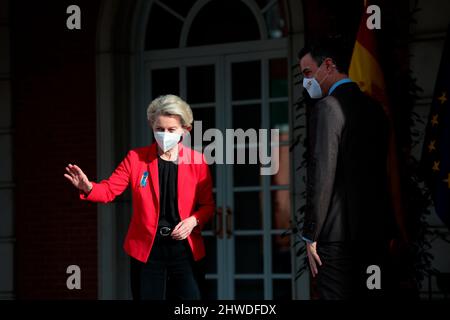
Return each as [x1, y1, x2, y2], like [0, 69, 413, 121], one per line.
[306, 241, 322, 277]
[171, 216, 198, 240]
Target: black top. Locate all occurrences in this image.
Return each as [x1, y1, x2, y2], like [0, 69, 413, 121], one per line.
[157, 157, 181, 228]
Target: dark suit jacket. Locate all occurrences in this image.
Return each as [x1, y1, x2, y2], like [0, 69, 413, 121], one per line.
[302, 82, 394, 246]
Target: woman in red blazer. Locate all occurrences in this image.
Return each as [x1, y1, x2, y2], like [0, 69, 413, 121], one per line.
[64, 95, 215, 300]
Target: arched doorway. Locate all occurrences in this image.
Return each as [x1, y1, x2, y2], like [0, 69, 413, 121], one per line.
[142, 0, 290, 300]
[96, 0, 307, 300]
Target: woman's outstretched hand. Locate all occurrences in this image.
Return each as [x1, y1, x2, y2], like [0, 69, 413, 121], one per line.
[64, 164, 93, 194]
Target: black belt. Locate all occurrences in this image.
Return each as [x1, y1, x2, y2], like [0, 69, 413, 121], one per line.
[158, 226, 172, 237]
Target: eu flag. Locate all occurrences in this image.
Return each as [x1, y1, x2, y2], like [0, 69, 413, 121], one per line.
[421, 24, 450, 229]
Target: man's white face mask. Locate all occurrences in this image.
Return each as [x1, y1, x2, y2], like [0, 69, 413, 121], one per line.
[302, 62, 329, 99]
[153, 131, 182, 152]
[303, 76, 323, 99]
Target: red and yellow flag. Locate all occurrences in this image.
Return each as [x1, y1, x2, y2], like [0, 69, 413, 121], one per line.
[349, 3, 388, 112]
[349, 2, 408, 243]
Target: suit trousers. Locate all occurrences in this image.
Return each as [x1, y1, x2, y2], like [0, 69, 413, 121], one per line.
[130, 236, 202, 300]
[316, 241, 390, 300]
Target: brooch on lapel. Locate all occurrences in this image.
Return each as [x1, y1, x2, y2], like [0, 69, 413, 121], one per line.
[140, 171, 149, 187]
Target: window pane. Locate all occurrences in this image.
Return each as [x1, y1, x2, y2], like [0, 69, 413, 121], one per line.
[187, 65, 215, 104]
[232, 61, 261, 100]
[191, 107, 215, 149]
[161, 0, 197, 18]
[235, 280, 264, 300]
[270, 102, 289, 141]
[210, 165, 216, 189]
[235, 236, 263, 274]
[189, 106, 216, 187]
[187, 0, 260, 46]
[270, 145, 289, 185]
[151, 68, 179, 98]
[254, 0, 273, 9]
[272, 234, 291, 274]
[271, 146, 290, 185]
[145, 3, 182, 50]
[271, 190, 290, 230]
[269, 58, 288, 98]
[233, 162, 260, 187]
[233, 104, 261, 130]
[234, 192, 262, 230]
[273, 280, 292, 300]
[203, 235, 217, 273]
[201, 193, 217, 231]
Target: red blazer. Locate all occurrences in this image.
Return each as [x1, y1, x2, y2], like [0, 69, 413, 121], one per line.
[80, 143, 215, 262]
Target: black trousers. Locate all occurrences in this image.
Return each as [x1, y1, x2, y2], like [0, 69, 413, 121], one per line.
[316, 242, 390, 300]
[130, 236, 202, 300]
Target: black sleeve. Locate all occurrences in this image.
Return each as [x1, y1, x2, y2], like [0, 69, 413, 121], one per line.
[302, 97, 345, 241]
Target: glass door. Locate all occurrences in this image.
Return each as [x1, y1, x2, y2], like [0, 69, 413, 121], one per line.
[145, 48, 291, 300]
[147, 57, 227, 300]
[185, 61, 224, 300]
[223, 51, 292, 300]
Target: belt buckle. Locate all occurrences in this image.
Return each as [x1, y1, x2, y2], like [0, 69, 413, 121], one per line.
[159, 226, 172, 237]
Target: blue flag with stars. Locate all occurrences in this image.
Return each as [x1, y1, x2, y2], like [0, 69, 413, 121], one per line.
[421, 24, 450, 229]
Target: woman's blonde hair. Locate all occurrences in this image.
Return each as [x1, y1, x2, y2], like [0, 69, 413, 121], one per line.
[147, 95, 194, 129]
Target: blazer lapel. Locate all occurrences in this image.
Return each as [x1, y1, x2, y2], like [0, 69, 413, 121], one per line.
[177, 144, 187, 219]
[148, 143, 160, 211]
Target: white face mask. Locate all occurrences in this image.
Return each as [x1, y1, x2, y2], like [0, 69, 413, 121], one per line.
[302, 62, 331, 99]
[153, 131, 181, 152]
[303, 77, 323, 99]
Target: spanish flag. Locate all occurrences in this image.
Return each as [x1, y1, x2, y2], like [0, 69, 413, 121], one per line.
[349, 2, 408, 242]
[349, 2, 388, 111]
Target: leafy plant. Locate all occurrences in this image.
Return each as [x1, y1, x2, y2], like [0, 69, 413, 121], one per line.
[290, 63, 309, 281]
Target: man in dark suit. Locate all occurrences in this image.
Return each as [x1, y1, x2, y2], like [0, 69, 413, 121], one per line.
[298, 42, 395, 299]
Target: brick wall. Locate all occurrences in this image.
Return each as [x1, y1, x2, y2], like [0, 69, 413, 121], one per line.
[12, 1, 100, 299]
